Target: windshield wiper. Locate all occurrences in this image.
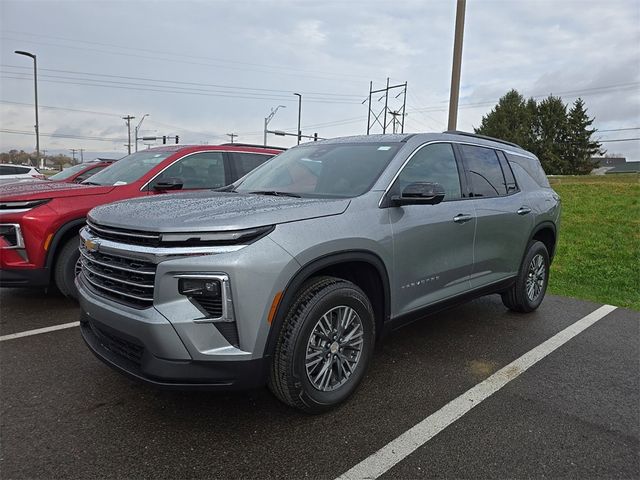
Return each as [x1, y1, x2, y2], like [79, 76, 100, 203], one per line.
[249, 190, 301, 198]
[81, 181, 101, 186]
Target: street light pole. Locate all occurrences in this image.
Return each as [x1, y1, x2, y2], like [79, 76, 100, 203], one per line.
[447, 0, 467, 131]
[263, 105, 286, 146]
[134, 114, 149, 152]
[15, 50, 40, 167]
[294, 93, 302, 145]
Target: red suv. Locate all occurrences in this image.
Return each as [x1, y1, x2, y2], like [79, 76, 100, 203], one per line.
[0, 144, 282, 297]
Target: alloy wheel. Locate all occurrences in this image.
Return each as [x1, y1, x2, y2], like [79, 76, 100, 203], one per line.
[305, 305, 364, 392]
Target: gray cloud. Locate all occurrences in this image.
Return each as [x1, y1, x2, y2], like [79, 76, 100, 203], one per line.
[1, 0, 638, 160]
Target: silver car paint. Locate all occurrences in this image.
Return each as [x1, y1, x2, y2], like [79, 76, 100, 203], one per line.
[79, 133, 560, 369]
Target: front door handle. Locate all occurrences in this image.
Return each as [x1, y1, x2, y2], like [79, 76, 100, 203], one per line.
[517, 206, 532, 215]
[453, 214, 473, 224]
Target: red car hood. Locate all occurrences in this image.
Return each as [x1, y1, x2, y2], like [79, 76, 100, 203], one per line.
[0, 181, 115, 201]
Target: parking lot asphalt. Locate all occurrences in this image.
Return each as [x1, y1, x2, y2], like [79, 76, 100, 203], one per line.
[1, 288, 638, 479]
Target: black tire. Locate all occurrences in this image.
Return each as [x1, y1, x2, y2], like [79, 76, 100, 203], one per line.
[502, 240, 550, 313]
[53, 235, 81, 300]
[268, 276, 376, 414]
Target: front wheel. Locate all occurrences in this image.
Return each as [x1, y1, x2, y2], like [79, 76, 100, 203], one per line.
[53, 235, 81, 300]
[502, 240, 550, 313]
[268, 276, 375, 413]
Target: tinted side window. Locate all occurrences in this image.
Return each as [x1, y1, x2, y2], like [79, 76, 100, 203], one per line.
[505, 153, 550, 188]
[158, 152, 226, 189]
[232, 153, 273, 177]
[460, 145, 507, 197]
[497, 151, 518, 193]
[396, 143, 462, 201]
[0, 166, 13, 175]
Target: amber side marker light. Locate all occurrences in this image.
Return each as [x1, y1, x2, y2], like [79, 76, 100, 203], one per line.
[268, 291, 283, 324]
[43, 233, 53, 251]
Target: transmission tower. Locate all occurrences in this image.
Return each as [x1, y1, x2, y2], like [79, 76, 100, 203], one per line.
[365, 78, 407, 135]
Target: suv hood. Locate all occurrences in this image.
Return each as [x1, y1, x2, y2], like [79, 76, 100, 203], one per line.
[89, 191, 350, 232]
[0, 181, 115, 201]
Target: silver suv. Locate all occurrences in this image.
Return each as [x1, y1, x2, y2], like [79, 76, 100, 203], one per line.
[77, 132, 560, 413]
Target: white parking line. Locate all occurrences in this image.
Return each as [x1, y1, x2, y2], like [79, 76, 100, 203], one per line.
[0, 321, 80, 341]
[337, 304, 618, 480]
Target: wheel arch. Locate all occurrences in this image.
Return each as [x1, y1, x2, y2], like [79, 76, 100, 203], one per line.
[529, 221, 557, 261]
[264, 250, 391, 358]
[44, 218, 86, 273]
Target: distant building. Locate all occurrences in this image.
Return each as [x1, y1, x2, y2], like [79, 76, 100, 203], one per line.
[591, 157, 626, 167]
[605, 161, 640, 174]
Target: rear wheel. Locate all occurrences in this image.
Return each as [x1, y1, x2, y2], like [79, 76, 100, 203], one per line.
[53, 235, 81, 300]
[502, 240, 549, 313]
[268, 276, 375, 413]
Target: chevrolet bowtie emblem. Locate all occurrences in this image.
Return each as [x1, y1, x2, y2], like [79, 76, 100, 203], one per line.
[84, 238, 99, 252]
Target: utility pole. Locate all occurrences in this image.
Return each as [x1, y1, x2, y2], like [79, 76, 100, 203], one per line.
[70, 149, 77, 164]
[365, 79, 407, 134]
[227, 133, 237, 144]
[79, 148, 84, 163]
[264, 105, 286, 146]
[294, 93, 302, 145]
[447, 0, 467, 131]
[122, 115, 135, 154]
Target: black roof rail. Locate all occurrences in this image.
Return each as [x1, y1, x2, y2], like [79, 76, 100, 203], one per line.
[220, 143, 287, 151]
[443, 130, 522, 149]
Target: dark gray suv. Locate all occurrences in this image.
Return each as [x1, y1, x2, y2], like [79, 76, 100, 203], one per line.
[77, 131, 560, 413]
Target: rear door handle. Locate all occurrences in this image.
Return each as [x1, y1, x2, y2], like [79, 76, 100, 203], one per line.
[453, 214, 473, 224]
[517, 206, 532, 215]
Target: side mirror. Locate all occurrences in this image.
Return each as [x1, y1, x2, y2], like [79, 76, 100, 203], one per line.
[391, 182, 446, 206]
[153, 177, 184, 191]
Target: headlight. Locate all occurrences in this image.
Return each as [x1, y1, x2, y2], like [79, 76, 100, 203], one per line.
[178, 278, 221, 297]
[0, 199, 50, 213]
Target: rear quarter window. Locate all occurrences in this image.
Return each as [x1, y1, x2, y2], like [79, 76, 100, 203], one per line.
[505, 153, 550, 188]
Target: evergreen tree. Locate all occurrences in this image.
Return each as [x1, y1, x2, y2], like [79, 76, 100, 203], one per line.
[566, 98, 602, 174]
[475, 90, 536, 152]
[536, 95, 570, 174]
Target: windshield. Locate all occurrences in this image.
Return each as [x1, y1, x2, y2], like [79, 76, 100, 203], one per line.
[49, 163, 93, 181]
[235, 142, 402, 198]
[83, 151, 172, 186]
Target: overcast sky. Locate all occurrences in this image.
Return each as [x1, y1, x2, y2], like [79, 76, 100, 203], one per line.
[1, 0, 638, 161]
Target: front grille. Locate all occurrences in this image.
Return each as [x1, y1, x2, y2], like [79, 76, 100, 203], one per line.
[86, 219, 161, 247]
[80, 245, 156, 309]
[88, 320, 144, 366]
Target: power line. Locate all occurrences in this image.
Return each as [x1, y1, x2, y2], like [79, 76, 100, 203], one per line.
[0, 73, 362, 105]
[0, 34, 382, 86]
[0, 99, 122, 117]
[0, 128, 126, 142]
[598, 138, 640, 143]
[2, 31, 384, 84]
[1, 64, 363, 99]
[408, 83, 640, 114]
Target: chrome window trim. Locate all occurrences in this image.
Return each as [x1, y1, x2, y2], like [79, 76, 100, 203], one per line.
[139, 150, 273, 192]
[378, 140, 534, 207]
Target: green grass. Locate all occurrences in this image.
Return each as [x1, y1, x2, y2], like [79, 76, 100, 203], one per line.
[547, 174, 639, 310]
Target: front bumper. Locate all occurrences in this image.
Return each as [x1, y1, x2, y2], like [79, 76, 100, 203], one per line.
[77, 276, 269, 390]
[0, 267, 50, 287]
